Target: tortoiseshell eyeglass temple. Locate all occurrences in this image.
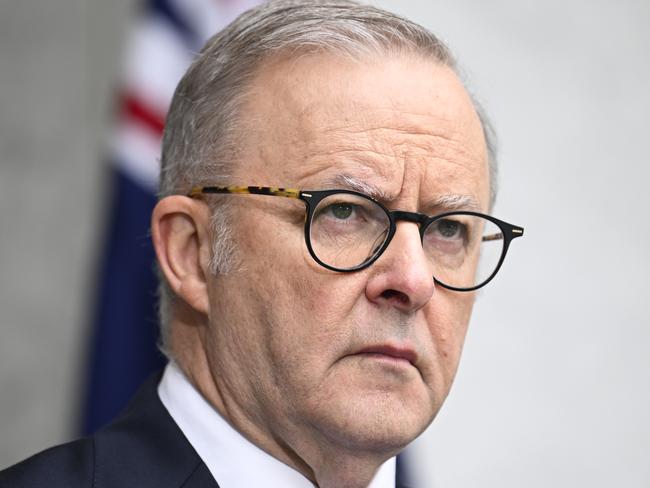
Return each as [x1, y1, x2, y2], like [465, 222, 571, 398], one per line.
[188, 185, 301, 199]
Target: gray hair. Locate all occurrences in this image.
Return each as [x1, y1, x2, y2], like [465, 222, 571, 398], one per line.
[157, 0, 498, 354]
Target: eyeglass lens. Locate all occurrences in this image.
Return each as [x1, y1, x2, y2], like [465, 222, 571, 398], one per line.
[309, 192, 505, 289]
[310, 193, 391, 269]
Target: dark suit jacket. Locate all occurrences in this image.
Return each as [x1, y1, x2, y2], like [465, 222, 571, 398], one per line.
[0, 373, 411, 487]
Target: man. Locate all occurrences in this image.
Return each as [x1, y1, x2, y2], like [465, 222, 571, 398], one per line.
[0, 1, 523, 487]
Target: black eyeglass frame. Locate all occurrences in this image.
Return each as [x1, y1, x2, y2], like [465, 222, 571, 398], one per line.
[188, 185, 524, 292]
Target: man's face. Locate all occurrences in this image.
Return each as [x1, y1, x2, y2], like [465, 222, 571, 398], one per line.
[203, 53, 490, 460]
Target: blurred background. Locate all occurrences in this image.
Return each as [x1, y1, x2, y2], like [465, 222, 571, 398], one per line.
[1, 0, 649, 486]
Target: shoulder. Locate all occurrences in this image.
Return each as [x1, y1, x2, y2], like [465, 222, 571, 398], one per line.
[0, 371, 213, 488]
[0, 438, 94, 488]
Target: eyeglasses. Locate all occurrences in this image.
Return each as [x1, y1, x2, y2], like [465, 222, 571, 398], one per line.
[188, 185, 524, 291]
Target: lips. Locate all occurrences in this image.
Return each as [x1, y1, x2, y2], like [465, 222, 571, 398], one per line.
[355, 345, 417, 365]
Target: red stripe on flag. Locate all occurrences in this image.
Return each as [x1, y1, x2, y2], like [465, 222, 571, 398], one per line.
[122, 94, 167, 137]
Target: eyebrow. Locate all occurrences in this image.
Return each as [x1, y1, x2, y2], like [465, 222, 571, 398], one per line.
[425, 194, 483, 212]
[319, 173, 482, 213]
[321, 174, 392, 201]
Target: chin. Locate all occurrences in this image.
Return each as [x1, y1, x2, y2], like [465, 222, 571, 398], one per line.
[313, 388, 435, 454]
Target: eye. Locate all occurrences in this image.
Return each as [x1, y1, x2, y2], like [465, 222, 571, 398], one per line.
[311, 193, 387, 237]
[328, 202, 354, 220]
[435, 219, 465, 239]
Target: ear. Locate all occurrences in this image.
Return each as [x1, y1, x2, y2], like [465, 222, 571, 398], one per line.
[151, 196, 212, 315]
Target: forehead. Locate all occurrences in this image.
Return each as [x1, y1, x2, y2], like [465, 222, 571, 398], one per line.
[236, 52, 490, 209]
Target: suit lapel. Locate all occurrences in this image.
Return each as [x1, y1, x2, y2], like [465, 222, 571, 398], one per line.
[92, 372, 219, 488]
[180, 462, 220, 488]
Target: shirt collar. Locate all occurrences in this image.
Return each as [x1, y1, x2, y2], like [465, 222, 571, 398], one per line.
[158, 361, 396, 488]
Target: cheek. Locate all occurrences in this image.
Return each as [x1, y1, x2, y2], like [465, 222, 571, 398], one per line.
[244, 215, 365, 328]
[236, 212, 367, 362]
[292, 275, 364, 328]
[424, 291, 475, 382]
[272, 264, 368, 364]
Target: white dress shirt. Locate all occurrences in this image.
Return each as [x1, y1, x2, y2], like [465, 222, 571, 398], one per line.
[158, 361, 396, 488]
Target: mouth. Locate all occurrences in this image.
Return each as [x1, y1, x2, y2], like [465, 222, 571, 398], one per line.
[354, 345, 417, 366]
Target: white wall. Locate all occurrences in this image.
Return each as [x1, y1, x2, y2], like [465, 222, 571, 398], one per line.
[380, 1, 650, 486]
[1, 1, 648, 486]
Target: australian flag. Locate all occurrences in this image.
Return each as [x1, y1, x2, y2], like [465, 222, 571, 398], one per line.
[81, 0, 261, 435]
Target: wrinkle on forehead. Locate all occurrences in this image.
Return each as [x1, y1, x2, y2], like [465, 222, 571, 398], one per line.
[237, 52, 489, 208]
[320, 121, 482, 157]
[293, 124, 485, 192]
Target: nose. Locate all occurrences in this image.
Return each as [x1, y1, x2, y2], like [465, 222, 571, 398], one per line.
[365, 222, 435, 312]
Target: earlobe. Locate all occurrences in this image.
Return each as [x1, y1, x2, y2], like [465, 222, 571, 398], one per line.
[151, 196, 212, 315]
